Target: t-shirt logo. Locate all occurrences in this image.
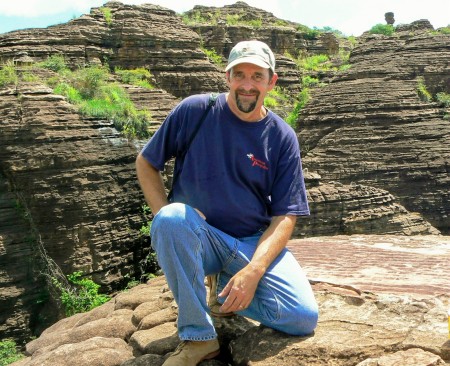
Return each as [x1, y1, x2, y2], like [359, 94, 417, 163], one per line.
[247, 153, 269, 170]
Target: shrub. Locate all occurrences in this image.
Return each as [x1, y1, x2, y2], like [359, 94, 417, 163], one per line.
[51, 65, 153, 139]
[297, 24, 320, 39]
[72, 65, 109, 99]
[52, 271, 109, 317]
[38, 54, 68, 72]
[100, 7, 113, 26]
[436, 92, 450, 107]
[286, 88, 310, 129]
[298, 54, 331, 71]
[369, 24, 395, 36]
[0, 340, 24, 366]
[201, 47, 223, 67]
[115, 67, 154, 89]
[264, 86, 289, 109]
[0, 61, 18, 87]
[417, 77, 432, 102]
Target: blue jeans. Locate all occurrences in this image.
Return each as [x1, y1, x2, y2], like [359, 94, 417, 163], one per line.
[150, 203, 318, 341]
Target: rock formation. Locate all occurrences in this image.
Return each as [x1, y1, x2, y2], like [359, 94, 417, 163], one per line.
[0, 0, 448, 349]
[9, 271, 450, 366]
[298, 23, 450, 234]
[0, 2, 225, 99]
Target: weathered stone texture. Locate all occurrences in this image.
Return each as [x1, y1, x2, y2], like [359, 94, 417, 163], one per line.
[10, 270, 449, 366]
[298, 31, 450, 234]
[0, 0, 448, 349]
[0, 2, 226, 98]
[0, 81, 147, 341]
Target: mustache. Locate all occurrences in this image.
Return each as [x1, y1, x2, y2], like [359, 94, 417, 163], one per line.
[235, 88, 260, 95]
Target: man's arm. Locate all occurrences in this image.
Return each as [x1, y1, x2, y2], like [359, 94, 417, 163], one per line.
[218, 215, 297, 313]
[136, 153, 168, 215]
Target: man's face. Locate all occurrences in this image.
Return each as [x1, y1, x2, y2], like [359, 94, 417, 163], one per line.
[226, 63, 277, 117]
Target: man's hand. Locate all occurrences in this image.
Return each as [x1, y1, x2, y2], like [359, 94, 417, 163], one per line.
[218, 215, 296, 314]
[218, 263, 264, 313]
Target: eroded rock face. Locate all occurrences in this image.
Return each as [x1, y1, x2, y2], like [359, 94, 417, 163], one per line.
[0, 0, 448, 348]
[0, 81, 149, 341]
[0, 2, 226, 98]
[11, 273, 449, 366]
[298, 30, 450, 234]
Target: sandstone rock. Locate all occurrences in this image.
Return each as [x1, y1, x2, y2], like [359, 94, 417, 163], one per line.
[12, 274, 449, 366]
[18, 337, 133, 366]
[288, 235, 450, 297]
[0, 2, 225, 99]
[356, 348, 446, 366]
[298, 30, 450, 234]
[295, 181, 439, 237]
[1, 1, 448, 348]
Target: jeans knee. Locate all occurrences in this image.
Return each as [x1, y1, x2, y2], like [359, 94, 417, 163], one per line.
[152, 203, 187, 231]
[291, 305, 319, 336]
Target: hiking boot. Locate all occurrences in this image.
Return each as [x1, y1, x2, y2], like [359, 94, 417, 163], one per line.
[207, 274, 234, 318]
[162, 339, 220, 366]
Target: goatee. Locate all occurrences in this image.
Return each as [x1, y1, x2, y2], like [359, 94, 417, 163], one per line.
[235, 91, 259, 113]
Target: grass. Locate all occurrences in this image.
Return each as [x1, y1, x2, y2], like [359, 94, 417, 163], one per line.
[297, 54, 332, 72]
[201, 47, 224, 67]
[100, 7, 113, 26]
[436, 92, 450, 107]
[0, 61, 18, 87]
[52, 271, 110, 317]
[369, 24, 395, 36]
[39, 57, 154, 139]
[286, 88, 310, 129]
[115, 67, 154, 89]
[0, 340, 24, 366]
[417, 77, 433, 102]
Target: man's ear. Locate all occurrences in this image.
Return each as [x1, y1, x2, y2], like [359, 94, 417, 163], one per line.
[268, 73, 278, 90]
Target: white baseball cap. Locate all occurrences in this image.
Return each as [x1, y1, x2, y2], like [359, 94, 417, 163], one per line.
[225, 40, 275, 72]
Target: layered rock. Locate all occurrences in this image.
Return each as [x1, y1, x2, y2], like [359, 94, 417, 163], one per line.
[186, 2, 342, 93]
[0, 2, 225, 98]
[0, 0, 448, 347]
[0, 81, 148, 341]
[294, 177, 439, 238]
[11, 269, 449, 366]
[298, 27, 450, 234]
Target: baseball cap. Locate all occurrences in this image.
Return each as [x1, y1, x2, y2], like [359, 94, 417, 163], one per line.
[225, 40, 275, 72]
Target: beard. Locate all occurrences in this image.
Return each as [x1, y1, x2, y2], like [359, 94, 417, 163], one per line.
[235, 89, 260, 113]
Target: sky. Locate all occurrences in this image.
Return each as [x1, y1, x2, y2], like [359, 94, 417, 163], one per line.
[0, 0, 449, 37]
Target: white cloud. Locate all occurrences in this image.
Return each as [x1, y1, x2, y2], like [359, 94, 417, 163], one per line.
[0, 0, 103, 17]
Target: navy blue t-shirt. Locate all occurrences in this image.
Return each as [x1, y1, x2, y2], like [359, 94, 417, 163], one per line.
[140, 93, 309, 238]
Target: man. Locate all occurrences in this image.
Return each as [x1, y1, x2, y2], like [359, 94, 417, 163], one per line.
[136, 40, 318, 366]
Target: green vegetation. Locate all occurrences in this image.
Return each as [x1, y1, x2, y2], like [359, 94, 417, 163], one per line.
[369, 24, 395, 36]
[182, 9, 263, 27]
[37, 54, 67, 72]
[286, 88, 310, 129]
[52, 271, 110, 317]
[139, 204, 159, 279]
[100, 7, 113, 26]
[417, 77, 433, 102]
[0, 340, 24, 366]
[0, 61, 18, 87]
[115, 67, 154, 89]
[436, 92, 450, 107]
[439, 26, 450, 34]
[297, 54, 330, 72]
[139, 204, 153, 237]
[264, 86, 289, 109]
[297, 25, 346, 39]
[36, 55, 154, 139]
[201, 47, 224, 67]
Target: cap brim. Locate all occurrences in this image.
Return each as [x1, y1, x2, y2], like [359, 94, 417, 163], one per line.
[225, 56, 273, 72]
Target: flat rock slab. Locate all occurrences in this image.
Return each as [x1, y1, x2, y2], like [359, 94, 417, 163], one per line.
[288, 234, 450, 296]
